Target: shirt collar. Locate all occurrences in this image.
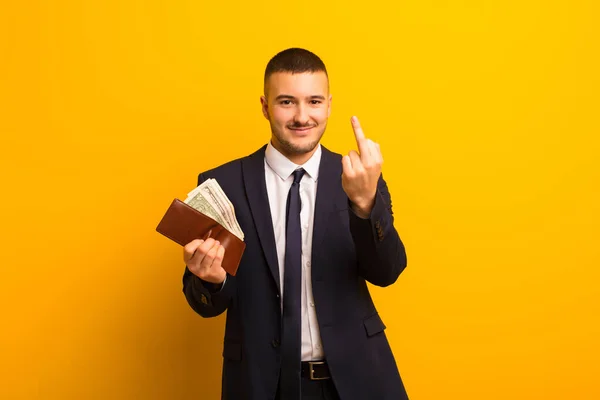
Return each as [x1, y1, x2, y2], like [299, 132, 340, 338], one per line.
[265, 141, 321, 182]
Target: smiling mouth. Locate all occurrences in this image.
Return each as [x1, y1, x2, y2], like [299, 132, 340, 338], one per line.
[289, 126, 315, 131]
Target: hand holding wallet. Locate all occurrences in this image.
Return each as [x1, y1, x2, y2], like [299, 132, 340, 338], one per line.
[156, 194, 246, 276]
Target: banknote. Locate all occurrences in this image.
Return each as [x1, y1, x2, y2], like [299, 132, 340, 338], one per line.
[198, 184, 238, 235]
[184, 179, 244, 240]
[185, 193, 229, 231]
[201, 180, 244, 239]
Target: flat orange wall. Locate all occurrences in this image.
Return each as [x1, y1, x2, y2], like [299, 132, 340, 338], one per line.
[1, 1, 599, 399]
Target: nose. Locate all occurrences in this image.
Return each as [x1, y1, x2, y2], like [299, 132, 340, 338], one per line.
[293, 103, 310, 126]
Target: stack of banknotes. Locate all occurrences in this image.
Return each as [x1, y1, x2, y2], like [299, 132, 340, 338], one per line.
[183, 179, 245, 241]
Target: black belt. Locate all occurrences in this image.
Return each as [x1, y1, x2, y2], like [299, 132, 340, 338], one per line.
[300, 361, 331, 380]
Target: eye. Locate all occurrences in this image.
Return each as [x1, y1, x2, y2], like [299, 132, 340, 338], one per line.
[280, 100, 293, 105]
[310, 100, 322, 105]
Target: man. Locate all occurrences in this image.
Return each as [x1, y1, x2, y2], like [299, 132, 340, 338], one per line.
[182, 48, 409, 400]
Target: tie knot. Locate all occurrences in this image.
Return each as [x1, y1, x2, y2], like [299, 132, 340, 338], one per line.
[292, 168, 306, 185]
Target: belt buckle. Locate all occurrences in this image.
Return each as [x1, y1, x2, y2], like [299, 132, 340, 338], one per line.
[309, 361, 329, 381]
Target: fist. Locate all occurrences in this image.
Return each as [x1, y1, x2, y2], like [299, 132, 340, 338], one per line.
[184, 238, 226, 284]
[342, 116, 383, 218]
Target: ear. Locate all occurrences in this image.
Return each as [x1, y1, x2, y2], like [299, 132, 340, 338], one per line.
[260, 96, 269, 120]
[327, 94, 333, 117]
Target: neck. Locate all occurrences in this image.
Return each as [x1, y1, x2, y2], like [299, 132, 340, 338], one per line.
[270, 140, 319, 165]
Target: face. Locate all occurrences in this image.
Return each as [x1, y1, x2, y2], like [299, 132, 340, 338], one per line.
[261, 71, 332, 164]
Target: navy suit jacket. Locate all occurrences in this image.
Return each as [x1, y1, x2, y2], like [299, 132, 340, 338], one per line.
[183, 145, 409, 400]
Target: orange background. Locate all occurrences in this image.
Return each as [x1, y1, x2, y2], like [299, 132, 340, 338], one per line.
[1, 1, 599, 399]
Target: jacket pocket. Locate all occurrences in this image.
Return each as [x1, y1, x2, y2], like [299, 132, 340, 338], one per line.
[222, 341, 242, 361]
[363, 313, 386, 337]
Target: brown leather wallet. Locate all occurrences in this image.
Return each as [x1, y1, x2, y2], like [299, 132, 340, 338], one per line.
[156, 199, 246, 276]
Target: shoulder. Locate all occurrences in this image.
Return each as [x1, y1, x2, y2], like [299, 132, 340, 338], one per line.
[321, 145, 342, 160]
[198, 145, 266, 182]
[319, 144, 344, 175]
[321, 144, 343, 161]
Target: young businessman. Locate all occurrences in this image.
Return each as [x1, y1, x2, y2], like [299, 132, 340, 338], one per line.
[182, 48, 409, 400]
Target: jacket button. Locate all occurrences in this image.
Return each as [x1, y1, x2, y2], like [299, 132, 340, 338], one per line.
[200, 294, 208, 305]
[271, 339, 280, 348]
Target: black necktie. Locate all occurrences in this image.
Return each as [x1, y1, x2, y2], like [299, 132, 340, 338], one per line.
[280, 168, 306, 400]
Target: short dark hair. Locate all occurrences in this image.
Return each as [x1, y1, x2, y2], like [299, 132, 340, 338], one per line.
[264, 48, 328, 91]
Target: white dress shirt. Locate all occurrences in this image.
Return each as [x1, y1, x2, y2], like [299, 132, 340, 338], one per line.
[264, 141, 324, 361]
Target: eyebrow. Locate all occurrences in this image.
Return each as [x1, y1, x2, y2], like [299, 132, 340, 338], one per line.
[274, 94, 327, 101]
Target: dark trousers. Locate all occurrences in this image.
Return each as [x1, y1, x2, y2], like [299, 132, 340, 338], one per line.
[276, 377, 340, 400]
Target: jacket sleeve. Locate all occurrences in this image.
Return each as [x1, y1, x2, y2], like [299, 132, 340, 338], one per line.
[348, 174, 407, 287]
[181, 172, 236, 317]
[182, 267, 236, 317]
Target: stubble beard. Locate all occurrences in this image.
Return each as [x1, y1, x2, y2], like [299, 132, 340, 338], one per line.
[271, 123, 327, 158]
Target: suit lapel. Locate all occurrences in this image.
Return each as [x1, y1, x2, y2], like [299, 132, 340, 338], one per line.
[242, 145, 281, 293]
[242, 145, 345, 293]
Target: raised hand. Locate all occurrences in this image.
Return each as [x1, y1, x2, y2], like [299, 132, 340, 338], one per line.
[341, 116, 383, 218]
